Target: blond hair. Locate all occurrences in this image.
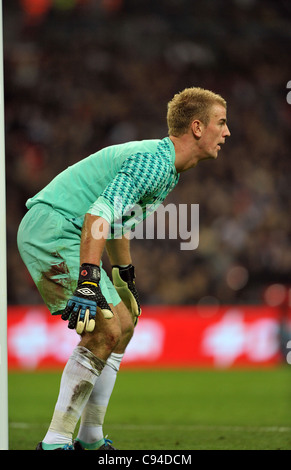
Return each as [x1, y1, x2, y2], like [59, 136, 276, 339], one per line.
[167, 87, 227, 136]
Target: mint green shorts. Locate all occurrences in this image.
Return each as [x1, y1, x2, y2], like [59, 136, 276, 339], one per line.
[17, 203, 121, 315]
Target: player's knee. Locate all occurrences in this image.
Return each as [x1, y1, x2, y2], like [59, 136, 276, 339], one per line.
[80, 315, 122, 358]
[116, 311, 134, 352]
[110, 301, 135, 352]
[121, 316, 134, 343]
[105, 323, 122, 351]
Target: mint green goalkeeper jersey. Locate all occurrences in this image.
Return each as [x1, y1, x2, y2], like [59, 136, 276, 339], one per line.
[26, 137, 179, 237]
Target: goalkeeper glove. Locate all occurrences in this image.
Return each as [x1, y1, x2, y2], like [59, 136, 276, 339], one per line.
[62, 263, 113, 334]
[112, 264, 141, 326]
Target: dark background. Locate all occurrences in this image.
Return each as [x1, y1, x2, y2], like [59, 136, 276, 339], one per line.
[4, 0, 291, 307]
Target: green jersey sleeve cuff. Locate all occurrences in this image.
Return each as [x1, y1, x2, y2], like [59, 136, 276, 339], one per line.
[87, 196, 114, 224]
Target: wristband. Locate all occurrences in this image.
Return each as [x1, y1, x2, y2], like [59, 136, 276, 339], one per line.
[79, 263, 101, 284]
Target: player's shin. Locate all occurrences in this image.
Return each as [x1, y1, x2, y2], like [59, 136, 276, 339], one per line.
[42, 346, 105, 448]
[76, 352, 123, 448]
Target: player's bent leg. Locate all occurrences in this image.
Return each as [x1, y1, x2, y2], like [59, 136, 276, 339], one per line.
[39, 307, 123, 450]
[112, 300, 135, 354]
[78, 304, 122, 361]
[75, 301, 134, 450]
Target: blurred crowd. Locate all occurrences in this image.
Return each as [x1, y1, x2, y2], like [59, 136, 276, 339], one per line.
[4, 0, 291, 307]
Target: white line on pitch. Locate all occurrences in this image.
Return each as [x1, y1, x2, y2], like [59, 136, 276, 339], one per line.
[10, 422, 291, 433]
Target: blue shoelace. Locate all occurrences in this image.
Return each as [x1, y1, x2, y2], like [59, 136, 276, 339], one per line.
[104, 438, 113, 447]
[62, 443, 74, 450]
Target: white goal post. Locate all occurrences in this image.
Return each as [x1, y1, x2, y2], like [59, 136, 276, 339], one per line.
[0, 0, 9, 451]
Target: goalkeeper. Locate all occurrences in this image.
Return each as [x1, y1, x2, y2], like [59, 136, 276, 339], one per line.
[17, 87, 230, 450]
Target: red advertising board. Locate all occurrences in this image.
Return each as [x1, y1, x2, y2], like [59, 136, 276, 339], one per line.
[7, 305, 287, 370]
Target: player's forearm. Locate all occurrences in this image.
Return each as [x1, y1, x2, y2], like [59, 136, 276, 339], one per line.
[80, 214, 110, 265]
[106, 235, 132, 266]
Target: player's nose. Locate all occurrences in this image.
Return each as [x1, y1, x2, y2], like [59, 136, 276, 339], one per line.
[224, 125, 231, 137]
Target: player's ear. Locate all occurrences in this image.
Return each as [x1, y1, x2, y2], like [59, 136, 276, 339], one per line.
[191, 119, 203, 138]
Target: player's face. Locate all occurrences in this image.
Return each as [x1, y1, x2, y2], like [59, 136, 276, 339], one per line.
[197, 104, 230, 160]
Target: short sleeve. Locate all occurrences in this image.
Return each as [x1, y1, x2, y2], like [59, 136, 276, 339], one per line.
[88, 152, 169, 223]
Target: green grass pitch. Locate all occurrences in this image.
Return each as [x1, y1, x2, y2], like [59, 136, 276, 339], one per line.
[8, 367, 291, 450]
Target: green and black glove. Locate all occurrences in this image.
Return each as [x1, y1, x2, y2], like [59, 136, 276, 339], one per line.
[112, 264, 141, 326]
[62, 263, 113, 334]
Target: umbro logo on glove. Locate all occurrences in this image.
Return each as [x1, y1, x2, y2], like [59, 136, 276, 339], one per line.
[61, 263, 113, 334]
[77, 287, 96, 296]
